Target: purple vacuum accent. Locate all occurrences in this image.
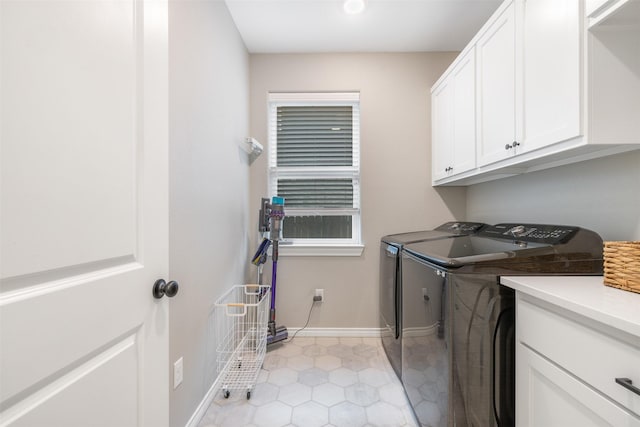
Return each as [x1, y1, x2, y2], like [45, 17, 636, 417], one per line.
[270, 260, 278, 312]
[270, 239, 279, 314]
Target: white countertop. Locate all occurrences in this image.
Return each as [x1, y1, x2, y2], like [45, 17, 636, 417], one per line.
[501, 276, 640, 338]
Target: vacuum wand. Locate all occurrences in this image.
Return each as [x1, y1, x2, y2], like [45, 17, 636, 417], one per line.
[260, 196, 288, 344]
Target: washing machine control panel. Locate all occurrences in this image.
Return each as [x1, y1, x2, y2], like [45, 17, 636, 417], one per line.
[479, 223, 579, 244]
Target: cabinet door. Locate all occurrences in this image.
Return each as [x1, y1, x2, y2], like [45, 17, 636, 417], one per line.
[432, 48, 476, 183]
[477, 1, 517, 167]
[432, 78, 454, 181]
[452, 48, 477, 175]
[517, 343, 640, 427]
[519, 0, 582, 153]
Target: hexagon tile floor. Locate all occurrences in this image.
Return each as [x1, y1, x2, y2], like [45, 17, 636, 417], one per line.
[197, 336, 419, 427]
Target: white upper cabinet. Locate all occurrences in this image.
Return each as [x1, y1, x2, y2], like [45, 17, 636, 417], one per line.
[431, 0, 640, 186]
[432, 73, 455, 181]
[452, 50, 477, 175]
[432, 47, 477, 182]
[518, 0, 582, 154]
[477, 1, 517, 167]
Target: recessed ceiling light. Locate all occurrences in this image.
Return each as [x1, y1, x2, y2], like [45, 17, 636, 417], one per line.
[343, 0, 366, 15]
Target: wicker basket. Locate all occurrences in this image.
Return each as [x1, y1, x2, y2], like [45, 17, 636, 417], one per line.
[603, 241, 640, 294]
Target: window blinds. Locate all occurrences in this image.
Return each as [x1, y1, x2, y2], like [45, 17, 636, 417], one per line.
[267, 92, 361, 244]
[276, 106, 353, 167]
[277, 178, 353, 208]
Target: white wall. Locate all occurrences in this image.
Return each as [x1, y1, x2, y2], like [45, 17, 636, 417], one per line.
[466, 150, 640, 240]
[168, 2, 250, 426]
[249, 53, 467, 331]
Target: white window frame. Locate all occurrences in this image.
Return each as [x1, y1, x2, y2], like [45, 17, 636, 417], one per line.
[268, 92, 363, 256]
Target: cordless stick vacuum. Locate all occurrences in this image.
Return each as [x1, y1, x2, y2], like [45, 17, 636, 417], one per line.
[256, 197, 289, 345]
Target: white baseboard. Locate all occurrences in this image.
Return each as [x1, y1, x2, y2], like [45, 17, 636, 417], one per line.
[185, 327, 384, 427]
[184, 372, 224, 427]
[287, 327, 383, 338]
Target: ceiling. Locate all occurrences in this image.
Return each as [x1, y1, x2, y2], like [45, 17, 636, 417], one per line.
[224, 0, 502, 53]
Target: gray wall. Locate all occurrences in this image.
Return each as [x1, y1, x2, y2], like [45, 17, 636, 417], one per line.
[466, 150, 640, 240]
[249, 53, 467, 331]
[168, 2, 250, 426]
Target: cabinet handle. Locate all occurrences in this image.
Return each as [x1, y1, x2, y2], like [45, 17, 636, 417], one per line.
[513, 141, 520, 147]
[505, 143, 513, 150]
[615, 378, 640, 396]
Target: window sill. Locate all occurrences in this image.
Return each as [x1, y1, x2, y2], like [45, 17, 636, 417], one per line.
[276, 244, 365, 257]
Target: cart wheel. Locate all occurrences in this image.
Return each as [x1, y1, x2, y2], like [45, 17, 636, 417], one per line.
[223, 389, 230, 399]
[247, 390, 251, 400]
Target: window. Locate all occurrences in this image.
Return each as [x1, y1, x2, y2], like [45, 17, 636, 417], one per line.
[268, 92, 362, 255]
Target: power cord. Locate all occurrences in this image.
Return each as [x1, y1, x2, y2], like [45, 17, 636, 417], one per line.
[284, 299, 320, 343]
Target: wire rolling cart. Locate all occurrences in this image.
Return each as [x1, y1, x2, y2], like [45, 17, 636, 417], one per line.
[214, 284, 270, 399]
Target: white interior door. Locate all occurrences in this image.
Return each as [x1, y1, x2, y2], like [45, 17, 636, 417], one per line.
[0, 1, 169, 426]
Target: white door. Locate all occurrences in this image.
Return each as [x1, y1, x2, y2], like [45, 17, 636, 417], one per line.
[1, 1, 170, 426]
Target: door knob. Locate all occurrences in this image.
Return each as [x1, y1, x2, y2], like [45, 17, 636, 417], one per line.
[153, 279, 179, 299]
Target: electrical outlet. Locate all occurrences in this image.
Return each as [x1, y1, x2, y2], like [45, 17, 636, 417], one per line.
[314, 288, 324, 302]
[174, 357, 183, 389]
